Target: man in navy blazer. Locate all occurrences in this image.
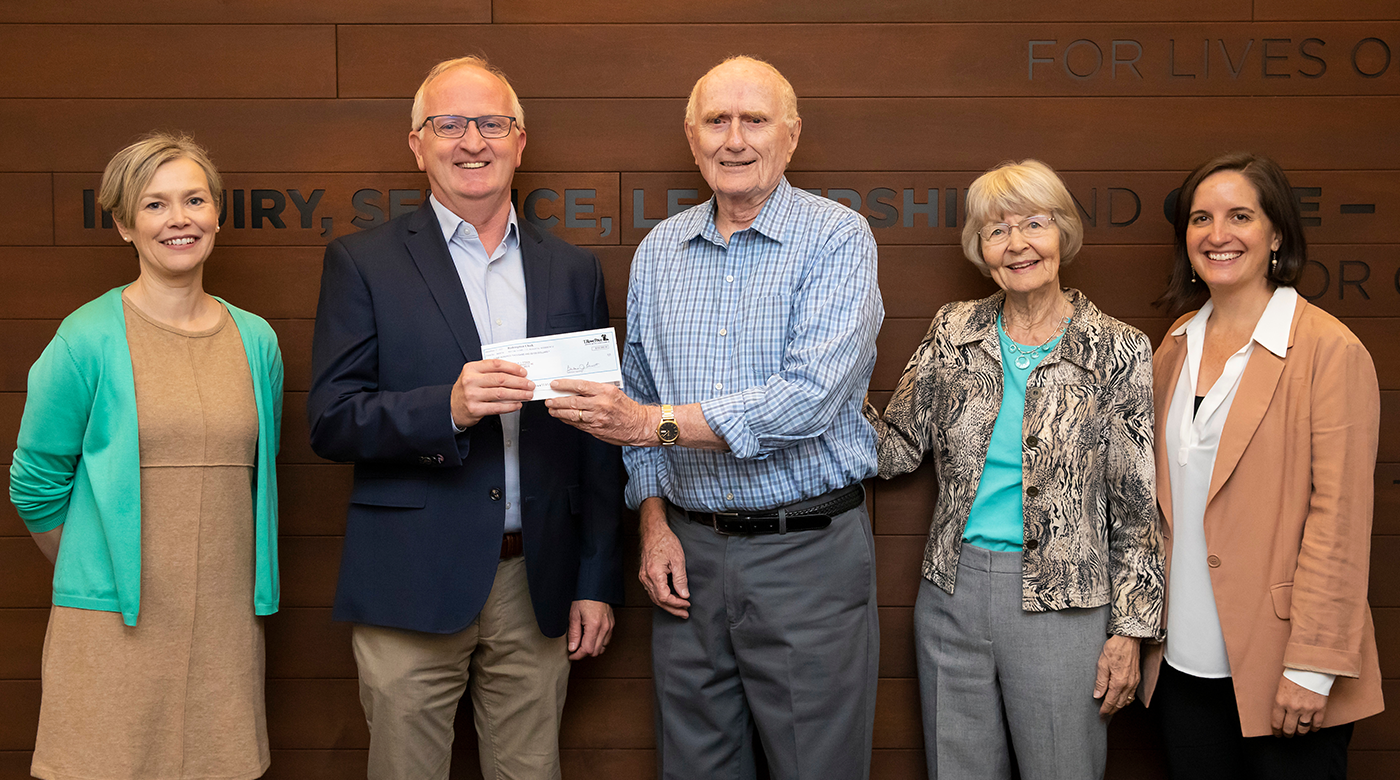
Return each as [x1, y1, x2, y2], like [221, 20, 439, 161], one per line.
[307, 55, 624, 780]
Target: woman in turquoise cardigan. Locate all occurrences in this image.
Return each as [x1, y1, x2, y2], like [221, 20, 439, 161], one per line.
[10, 132, 282, 780]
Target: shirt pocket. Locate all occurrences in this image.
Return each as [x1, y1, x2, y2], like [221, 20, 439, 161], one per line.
[736, 293, 791, 381]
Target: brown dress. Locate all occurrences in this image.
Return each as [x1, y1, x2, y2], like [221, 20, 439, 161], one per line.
[31, 300, 269, 780]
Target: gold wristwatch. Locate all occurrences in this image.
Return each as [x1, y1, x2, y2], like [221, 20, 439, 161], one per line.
[657, 404, 679, 446]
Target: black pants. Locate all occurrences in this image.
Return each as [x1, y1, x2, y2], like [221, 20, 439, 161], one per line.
[1153, 661, 1353, 780]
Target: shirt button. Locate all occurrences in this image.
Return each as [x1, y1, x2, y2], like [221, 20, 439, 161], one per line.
[714, 382, 723, 390]
[1025, 485, 1040, 498]
[1025, 435, 1039, 448]
[1025, 539, 1039, 550]
[495, 318, 503, 326]
[726, 275, 734, 283]
[490, 488, 503, 501]
[505, 440, 512, 448]
[506, 502, 512, 509]
[719, 328, 728, 336]
[1207, 554, 1221, 568]
[726, 493, 734, 501]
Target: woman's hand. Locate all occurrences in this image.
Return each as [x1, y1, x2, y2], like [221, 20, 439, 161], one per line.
[1272, 675, 1329, 737]
[1093, 634, 1142, 716]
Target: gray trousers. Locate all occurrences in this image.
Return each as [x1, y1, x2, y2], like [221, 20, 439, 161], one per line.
[652, 500, 880, 780]
[915, 545, 1110, 780]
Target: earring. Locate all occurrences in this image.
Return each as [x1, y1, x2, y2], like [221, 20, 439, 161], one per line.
[1270, 250, 1278, 273]
[1190, 267, 1197, 283]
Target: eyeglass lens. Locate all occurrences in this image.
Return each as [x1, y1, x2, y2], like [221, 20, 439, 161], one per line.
[427, 115, 514, 139]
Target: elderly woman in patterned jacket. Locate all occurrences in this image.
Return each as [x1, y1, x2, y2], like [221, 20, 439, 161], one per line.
[865, 159, 1165, 780]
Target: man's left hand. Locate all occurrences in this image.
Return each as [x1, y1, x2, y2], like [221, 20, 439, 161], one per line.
[546, 380, 651, 446]
[1272, 675, 1329, 737]
[567, 599, 615, 660]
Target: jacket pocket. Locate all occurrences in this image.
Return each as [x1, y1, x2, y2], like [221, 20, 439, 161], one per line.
[1270, 582, 1293, 620]
[350, 478, 428, 508]
[548, 312, 588, 332]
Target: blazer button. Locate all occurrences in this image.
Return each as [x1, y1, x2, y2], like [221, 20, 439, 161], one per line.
[1025, 435, 1039, 448]
[490, 487, 503, 501]
[1207, 554, 1221, 568]
[418, 455, 433, 465]
[1025, 485, 1040, 498]
[1025, 539, 1039, 550]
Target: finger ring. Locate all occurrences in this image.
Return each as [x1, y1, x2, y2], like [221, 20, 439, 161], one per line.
[576, 410, 584, 422]
[1299, 719, 1311, 726]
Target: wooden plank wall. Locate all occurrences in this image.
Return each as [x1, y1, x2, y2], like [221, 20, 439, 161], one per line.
[1, 2, 1397, 777]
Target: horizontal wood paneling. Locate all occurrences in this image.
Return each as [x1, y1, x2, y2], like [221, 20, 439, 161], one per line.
[1257, 2, 1400, 21]
[0, 1, 490, 24]
[494, 1, 1251, 24]
[0, 173, 51, 245]
[3, 97, 1398, 173]
[0, 682, 40, 750]
[338, 23, 1400, 99]
[1352, 679, 1400, 748]
[0, 610, 46, 679]
[1376, 465, 1400, 535]
[0, 26, 336, 98]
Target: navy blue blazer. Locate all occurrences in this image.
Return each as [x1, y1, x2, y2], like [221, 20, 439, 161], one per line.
[308, 202, 624, 636]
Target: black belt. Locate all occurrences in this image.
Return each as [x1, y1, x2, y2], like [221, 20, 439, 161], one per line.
[677, 484, 865, 535]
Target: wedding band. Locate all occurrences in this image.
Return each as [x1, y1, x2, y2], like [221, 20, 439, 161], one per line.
[576, 410, 584, 422]
[1299, 719, 1311, 726]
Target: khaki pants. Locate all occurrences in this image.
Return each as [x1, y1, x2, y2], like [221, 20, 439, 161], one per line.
[352, 557, 570, 780]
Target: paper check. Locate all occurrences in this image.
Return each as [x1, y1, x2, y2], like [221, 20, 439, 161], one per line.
[480, 327, 623, 401]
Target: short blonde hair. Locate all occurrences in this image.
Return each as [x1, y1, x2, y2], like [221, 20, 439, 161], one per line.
[411, 55, 526, 131]
[684, 55, 799, 127]
[97, 132, 222, 230]
[960, 159, 1084, 275]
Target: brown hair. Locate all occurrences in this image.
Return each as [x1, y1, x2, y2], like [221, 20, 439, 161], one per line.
[1158, 152, 1306, 313]
[97, 132, 222, 230]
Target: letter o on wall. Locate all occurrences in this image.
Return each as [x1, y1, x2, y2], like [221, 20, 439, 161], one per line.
[1063, 39, 1104, 79]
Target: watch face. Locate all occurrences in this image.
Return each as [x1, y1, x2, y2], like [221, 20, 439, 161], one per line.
[658, 421, 680, 442]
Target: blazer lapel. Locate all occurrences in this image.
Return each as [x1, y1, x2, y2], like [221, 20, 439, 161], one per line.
[520, 220, 552, 338]
[1154, 330, 1188, 533]
[1206, 302, 1304, 506]
[405, 203, 482, 362]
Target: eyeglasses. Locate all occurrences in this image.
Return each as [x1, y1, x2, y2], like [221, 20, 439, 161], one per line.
[418, 115, 518, 139]
[979, 214, 1056, 245]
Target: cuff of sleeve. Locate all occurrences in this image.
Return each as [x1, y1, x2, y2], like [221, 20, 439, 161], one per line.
[623, 448, 663, 510]
[1108, 612, 1165, 642]
[451, 411, 466, 434]
[1284, 668, 1336, 696]
[700, 392, 763, 460]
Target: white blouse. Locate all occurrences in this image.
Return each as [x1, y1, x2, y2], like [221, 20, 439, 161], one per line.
[1163, 286, 1333, 696]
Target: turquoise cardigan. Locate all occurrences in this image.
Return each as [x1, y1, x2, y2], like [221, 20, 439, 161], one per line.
[9, 287, 282, 626]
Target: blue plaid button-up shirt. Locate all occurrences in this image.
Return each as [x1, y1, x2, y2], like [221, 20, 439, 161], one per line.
[622, 178, 883, 512]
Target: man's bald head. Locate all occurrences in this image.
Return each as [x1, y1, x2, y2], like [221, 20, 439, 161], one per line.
[684, 56, 799, 128]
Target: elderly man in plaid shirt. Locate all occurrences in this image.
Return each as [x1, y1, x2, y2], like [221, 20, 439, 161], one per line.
[546, 55, 884, 780]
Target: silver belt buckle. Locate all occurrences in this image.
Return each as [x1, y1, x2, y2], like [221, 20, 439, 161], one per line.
[712, 511, 741, 535]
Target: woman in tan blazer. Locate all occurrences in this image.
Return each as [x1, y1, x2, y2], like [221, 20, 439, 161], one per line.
[1143, 152, 1383, 779]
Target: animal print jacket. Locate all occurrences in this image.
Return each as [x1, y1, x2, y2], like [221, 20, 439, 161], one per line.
[867, 288, 1165, 639]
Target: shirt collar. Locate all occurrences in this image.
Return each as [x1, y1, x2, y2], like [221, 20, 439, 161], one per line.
[428, 193, 519, 251]
[1172, 285, 1298, 359]
[683, 177, 795, 246]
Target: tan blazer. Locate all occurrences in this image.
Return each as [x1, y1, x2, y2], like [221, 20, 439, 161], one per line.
[1141, 297, 1384, 737]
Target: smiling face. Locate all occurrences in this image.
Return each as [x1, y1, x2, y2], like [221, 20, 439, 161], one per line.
[117, 156, 218, 282]
[1186, 170, 1281, 296]
[982, 211, 1062, 298]
[408, 65, 525, 220]
[684, 61, 801, 215]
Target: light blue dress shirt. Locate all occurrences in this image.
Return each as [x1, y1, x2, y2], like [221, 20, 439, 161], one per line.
[430, 195, 525, 534]
[622, 178, 883, 512]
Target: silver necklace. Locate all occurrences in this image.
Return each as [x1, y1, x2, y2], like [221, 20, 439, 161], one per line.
[1000, 312, 1070, 369]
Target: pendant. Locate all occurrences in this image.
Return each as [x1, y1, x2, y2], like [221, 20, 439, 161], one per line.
[1015, 354, 1031, 369]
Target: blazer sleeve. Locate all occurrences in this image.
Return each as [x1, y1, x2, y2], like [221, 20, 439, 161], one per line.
[572, 254, 626, 604]
[1103, 329, 1166, 639]
[867, 311, 942, 480]
[10, 334, 91, 532]
[1283, 331, 1380, 677]
[307, 238, 464, 465]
